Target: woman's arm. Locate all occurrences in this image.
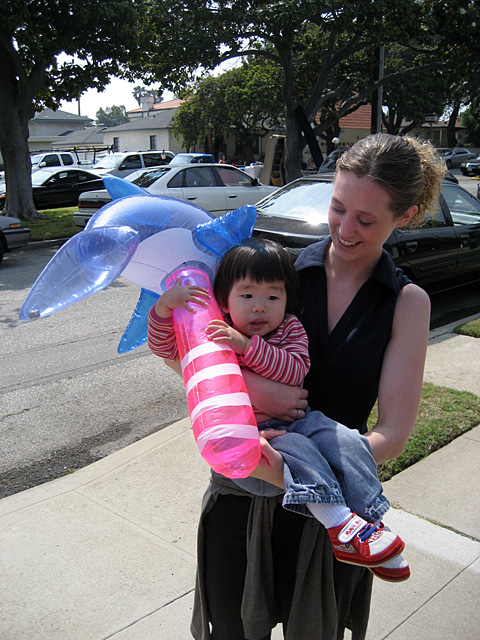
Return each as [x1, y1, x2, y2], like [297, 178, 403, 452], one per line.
[242, 369, 309, 423]
[365, 283, 431, 463]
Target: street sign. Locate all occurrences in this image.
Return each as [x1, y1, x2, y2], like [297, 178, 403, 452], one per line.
[425, 114, 437, 122]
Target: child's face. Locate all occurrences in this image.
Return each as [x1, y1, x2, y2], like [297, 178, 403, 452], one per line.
[223, 277, 287, 338]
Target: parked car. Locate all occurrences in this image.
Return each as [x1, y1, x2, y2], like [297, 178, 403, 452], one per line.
[460, 155, 480, 177]
[169, 153, 216, 165]
[436, 147, 476, 169]
[0, 214, 31, 264]
[73, 163, 278, 226]
[252, 176, 480, 294]
[30, 151, 78, 172]
[91, 150, 175, 178]
[0, 167, 105, 211]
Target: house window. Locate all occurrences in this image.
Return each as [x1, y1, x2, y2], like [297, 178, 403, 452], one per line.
[113, 137, 119, 152]
[150, 135, 157, 150]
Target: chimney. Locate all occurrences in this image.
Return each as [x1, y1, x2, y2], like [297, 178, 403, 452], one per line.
[141, 94, 155, 116]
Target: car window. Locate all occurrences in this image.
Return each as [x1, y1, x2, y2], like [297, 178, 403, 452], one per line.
[47, 171, 70, 185]
[42, 154, 61, 167]
[94, 154, 123, 169]
[74, 171, 96, 183]
[183, 167, 217, 187]
[256, 179, 333, 221]
[61, 154, 75, 166]
[134, 168, 171, 187]
[216, 167, 252, 186]
[443, 186, 480, 226]
[143, 152, 171, 167]
[119, 155, 142, 170]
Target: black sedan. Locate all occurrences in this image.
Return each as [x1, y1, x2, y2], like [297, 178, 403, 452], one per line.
[0, 168, 105, 211]
[253, 177, 480, 294]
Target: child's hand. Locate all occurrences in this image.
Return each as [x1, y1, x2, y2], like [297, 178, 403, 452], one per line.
[155, 278, 210, 318]
[205, 319, 252, 355]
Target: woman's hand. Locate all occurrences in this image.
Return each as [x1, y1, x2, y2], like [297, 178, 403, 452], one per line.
[249, 429, 286, 489]
[242, 369, 308, 423]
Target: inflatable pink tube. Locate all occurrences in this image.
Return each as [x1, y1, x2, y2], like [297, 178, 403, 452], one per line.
[166, 267, 261, 478]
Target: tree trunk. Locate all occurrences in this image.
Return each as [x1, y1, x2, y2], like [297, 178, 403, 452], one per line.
[0, 39, 42, 220]
[447, 103, 461, 148]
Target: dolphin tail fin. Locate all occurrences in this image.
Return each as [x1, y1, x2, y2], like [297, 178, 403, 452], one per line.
[117, 288, 160, 353]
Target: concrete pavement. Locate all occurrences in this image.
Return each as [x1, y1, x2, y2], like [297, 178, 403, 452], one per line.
[1, 316, 479, 640]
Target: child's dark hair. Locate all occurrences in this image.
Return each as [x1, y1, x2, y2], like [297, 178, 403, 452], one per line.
[213, 237, 299, 315]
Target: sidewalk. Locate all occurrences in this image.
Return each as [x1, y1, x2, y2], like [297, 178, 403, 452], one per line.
[1, 317, 479, 640]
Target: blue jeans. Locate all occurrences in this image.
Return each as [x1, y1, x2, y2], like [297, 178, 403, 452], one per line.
[234, 409, 389, 523]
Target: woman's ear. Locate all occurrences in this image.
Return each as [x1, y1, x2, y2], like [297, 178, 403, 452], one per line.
[395, 204, 418, 228]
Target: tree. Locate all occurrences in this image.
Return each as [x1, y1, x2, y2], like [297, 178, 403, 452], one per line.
[0, 0, 145, 220]
[132, 85, 163, 107]
[135, 0, 480, 183]
[172, 60, 284, 163]
[462, 107, 480, 147]
[96, 105, 130, 127]
[380, 45, 448, 136]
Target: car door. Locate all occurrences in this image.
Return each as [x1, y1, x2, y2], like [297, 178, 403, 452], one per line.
[34, 170, 76, 208]
[214, 166, 261, 210]
[178, 166, 227, 215]
[442, 183, 480, 285]
[387, 199, 460, 292]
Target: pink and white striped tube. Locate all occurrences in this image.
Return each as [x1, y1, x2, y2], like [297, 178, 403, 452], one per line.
[166, 267, 260, 478]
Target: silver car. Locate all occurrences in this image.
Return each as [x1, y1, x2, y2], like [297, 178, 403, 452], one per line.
[437, 147, 476, 169]
[74, 163, 278, 227]
[0, 214, 31, 264]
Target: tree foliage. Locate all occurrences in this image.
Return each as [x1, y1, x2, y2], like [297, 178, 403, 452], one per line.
[132, 85, 163, 107]
[0, 0, 145, 219]
[95, 105, 130, 127]
[462, 107, 480, 147]
[172, 59, 284, 163]
[135, 0, 480, 182]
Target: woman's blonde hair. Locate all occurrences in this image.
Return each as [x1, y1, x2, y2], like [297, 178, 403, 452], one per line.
[336, 133, 446, 226]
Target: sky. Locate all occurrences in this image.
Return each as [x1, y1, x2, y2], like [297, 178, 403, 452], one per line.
[60, 77, 172, 121]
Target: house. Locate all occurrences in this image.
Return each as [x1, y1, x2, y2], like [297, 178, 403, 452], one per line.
[28, 109, 94, 152]
[102, 99, 184, 155]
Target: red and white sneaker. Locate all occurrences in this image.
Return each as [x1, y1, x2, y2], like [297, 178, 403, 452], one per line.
[370, 554, 410, 582]
[327, 514, 405, 567]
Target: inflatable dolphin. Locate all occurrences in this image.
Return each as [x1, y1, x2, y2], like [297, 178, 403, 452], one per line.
[19, 175, 257, 352]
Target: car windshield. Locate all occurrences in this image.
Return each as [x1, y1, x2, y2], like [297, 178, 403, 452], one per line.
[256, 179, 333, 222]
[437, 148, 452, 156]
[30, 154, 43, 168]
[132, 167, 171, 187]
[31, 169, 55, 185]
[93, 154, 123, 169]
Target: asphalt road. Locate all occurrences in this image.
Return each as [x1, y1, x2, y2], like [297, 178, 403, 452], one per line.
[1, 241, 188, 498]
[1, 171, 479, 498]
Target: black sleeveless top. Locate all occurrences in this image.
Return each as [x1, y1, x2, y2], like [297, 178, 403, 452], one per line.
[295, 237, 411, 434]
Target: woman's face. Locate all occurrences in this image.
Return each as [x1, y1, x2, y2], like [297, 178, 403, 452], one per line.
[328, 171, 411, 264]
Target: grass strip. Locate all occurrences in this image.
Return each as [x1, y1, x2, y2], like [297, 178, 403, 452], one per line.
[368, 382, 480, 482]
[27, 207, 79, 241]
[454, 317, 480, 338]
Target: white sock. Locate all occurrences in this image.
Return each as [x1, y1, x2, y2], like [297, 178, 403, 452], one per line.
[379, 554, 408, 569]
[307, 503, 352, 529]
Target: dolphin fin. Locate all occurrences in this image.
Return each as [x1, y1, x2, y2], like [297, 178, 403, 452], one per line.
[103, 174, 147, 200]
[194, 205, 257, 257]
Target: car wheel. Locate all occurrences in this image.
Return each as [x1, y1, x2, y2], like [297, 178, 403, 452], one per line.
[446, 160, 452, 169]
[0, 240, 4, 265]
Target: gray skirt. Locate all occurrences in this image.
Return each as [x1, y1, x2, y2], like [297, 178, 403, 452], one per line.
[190, 473, 373, 640]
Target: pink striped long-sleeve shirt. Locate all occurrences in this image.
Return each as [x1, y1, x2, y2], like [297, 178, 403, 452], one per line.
[148, 307, 310, 387]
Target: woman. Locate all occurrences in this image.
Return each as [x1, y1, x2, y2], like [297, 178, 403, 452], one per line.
[190, 134, 445, 640]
